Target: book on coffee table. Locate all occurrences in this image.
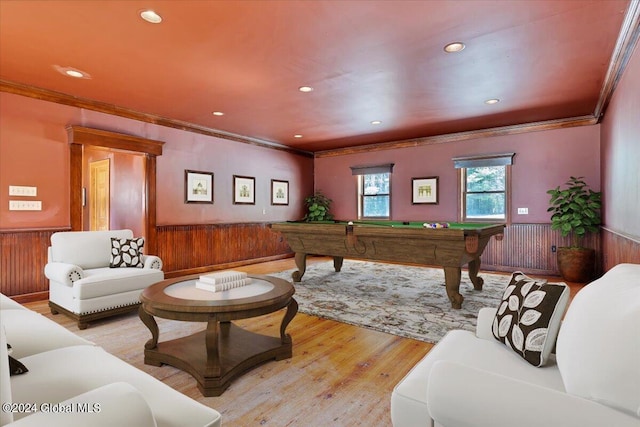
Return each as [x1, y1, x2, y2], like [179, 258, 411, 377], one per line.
[196, 270, 252, 292]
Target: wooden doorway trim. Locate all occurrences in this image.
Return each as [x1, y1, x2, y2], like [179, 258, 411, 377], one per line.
[67, 126, 164, 253]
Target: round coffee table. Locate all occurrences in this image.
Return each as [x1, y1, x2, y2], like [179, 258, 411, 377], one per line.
[139, 273, 297, 396]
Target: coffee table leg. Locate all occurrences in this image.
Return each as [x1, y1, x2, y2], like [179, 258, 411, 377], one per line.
[139, 305, 159, 349]
[205, 319, 221, 377]
[280, 298, 298, 345]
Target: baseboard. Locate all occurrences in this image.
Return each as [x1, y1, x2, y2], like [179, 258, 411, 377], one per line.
[10, 291, 49, 303]
[164, 253, 294, 279]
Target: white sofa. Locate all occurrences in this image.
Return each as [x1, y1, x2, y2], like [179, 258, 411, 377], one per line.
[391, 263, 640, 427]
[0, 293, 221, 427]
[45, 229, 164, 329]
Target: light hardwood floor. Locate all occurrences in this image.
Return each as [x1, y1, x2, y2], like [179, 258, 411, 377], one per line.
[23, 257, 581, 426]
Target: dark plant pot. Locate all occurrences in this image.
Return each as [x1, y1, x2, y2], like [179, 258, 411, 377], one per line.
[557, 247, 596, 282]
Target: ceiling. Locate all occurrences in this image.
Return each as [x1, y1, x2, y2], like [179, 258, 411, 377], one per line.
[0, 1, 636, 153]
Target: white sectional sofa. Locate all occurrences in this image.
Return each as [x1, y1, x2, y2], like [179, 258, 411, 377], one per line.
[1, 293, 222, 427]
[45, 229, 164, 329]
[391, 263, 640, 427]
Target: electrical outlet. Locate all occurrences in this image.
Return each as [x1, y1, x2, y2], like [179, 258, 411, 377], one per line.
[517, 207, 528, 215]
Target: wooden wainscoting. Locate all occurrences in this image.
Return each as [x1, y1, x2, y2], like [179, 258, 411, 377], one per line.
[480, 223, 601, 276]
[156, 222, 292, 277]
[0, 228, 68, 300]
[601, 227, 640, 271]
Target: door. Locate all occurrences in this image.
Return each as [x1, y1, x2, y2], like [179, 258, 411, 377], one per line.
[90, 158, 110, 231]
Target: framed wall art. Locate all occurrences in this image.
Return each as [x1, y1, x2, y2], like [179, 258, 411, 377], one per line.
[412, 176, 439, 204]
[271, 179, 289, 205]
[233, 175, 255, 205]
[185, 169, 214, 204]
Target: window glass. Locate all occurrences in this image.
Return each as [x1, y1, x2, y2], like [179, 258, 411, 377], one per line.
[464, 166, 507, 220]
[359, 173, 390, 218]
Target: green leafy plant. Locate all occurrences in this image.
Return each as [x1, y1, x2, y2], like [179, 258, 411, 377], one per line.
[547, 176, 601, 248]
[302, 191, 333, 222]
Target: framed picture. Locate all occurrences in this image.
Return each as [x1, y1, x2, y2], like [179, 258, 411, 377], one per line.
[271, 179, 289, 205]
[185, 170, 214, 204]
[233, 175, 255, 205]
[412, 176, 439, 204]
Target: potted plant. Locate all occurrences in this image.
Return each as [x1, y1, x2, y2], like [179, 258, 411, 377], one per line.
[547, 176, 601, 282]
[302, 191, 334, 222]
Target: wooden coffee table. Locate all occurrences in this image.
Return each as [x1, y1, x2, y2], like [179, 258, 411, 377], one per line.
[139, 273, 297, 396]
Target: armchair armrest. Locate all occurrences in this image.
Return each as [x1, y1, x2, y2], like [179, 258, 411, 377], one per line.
[8, 382, 157, 427]
[44, 262, 84, 286]
[475, 307, 497, 340]
[427, 360, 640, 427]
[142, 255, 162, 270]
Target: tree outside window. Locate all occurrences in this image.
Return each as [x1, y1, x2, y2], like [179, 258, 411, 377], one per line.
[360, 172, 390, 218]
[463, 166, 507, 220]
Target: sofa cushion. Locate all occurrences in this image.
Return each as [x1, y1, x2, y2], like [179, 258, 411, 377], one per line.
[0, 294, 27, 311]
[72, 267, 164, 300]
[492, 272, 569, 367]
[390, 329, 565, 425]
[50, 230, 133, 269]
[556, 263, 640, 417]
[11, 345, 222, 426]
[0, 309, 93, 358]
[1, 327, 13, 425]
[110, 237, 145, 268]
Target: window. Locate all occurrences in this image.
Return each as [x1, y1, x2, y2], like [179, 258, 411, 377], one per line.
[359, 173, 390, 218]
[453, 153, 514, 222]
[463, 166, 507, 220]
[351, 164, 393, 219]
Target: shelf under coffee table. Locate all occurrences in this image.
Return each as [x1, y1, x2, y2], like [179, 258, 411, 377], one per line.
[139, 274, 298, 396]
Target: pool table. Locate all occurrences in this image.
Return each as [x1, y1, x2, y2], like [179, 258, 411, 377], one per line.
[270, 220, 505, 309]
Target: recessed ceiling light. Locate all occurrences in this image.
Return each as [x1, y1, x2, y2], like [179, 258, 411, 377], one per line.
[140, 10, 162, 24]
[65, 70, 85, 78]
[294, 134, 303, 138]
[485, 98, 500, 105]
[298, 86, 314, 93]
[212, 111, 224, 116]
[54, 65, 91, 79]
[444, 42, 465, 53]
[370, 120, 382, 125]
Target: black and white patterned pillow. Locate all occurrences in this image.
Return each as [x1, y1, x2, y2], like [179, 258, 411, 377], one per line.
[7, 344, 28, 376]
[109, 237, 144, 268]
[492, 272, 569, 367]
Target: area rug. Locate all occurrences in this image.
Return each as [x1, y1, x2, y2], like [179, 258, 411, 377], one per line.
[271, 260, 510, 343]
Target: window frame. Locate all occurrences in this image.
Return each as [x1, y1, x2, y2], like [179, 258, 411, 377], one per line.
[453, 153, 514, 223]
[460, 165, 511, 222]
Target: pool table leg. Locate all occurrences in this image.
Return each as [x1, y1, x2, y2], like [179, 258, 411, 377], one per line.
[467, 257, 484, 290]
[292, 252, 307, 282]
[443, 267, 464, 309]
[333, 256, 344, 272]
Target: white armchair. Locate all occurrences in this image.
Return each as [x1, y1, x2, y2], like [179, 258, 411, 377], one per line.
[45, 229, 164, 329]
[391, 263, 640, 427]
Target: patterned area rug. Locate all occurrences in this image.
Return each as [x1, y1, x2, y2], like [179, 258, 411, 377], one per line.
[272, 260, 510, 343]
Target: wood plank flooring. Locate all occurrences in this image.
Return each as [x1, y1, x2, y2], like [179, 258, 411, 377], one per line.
[23, 257, 582, 426]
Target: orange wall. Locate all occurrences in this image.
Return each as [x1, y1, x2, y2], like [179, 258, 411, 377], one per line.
[0, 92, 314, 230]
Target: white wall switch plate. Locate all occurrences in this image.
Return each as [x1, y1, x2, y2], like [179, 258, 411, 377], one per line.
[9, 185, 37, 196]
[517, 207, 528, 215]
[9, 200, 42, 211]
